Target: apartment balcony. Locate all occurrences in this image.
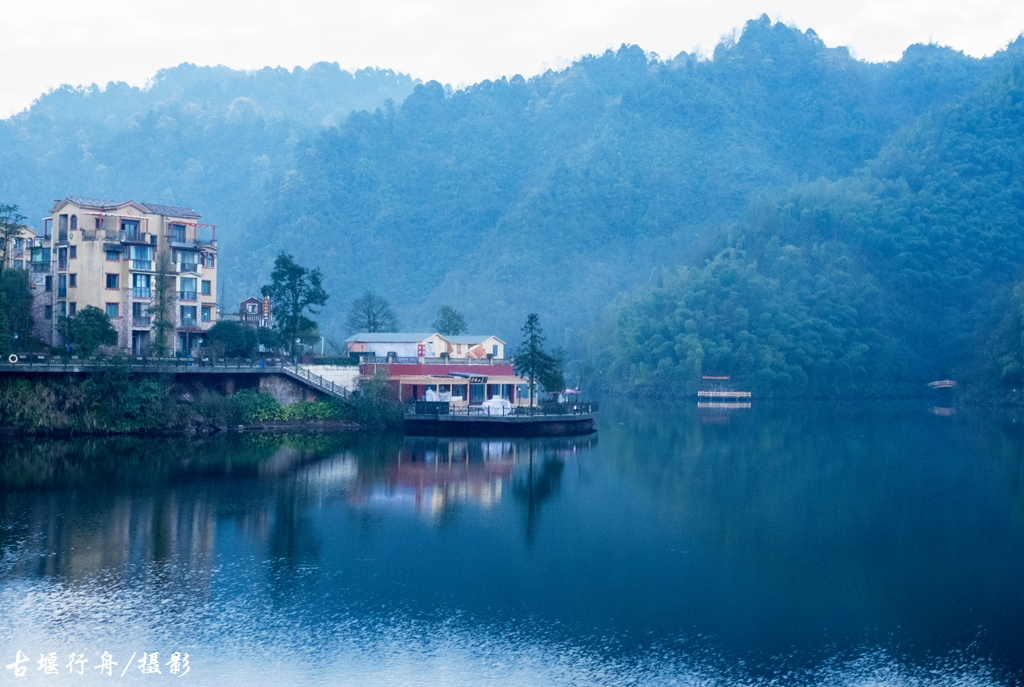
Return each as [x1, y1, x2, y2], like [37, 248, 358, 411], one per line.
[121, 230, 156, 245]
[180, 317, 198, 328]
[133, 287, 152, 299]
[132, 260, 153, 271]
[133, 316, 151, 327]
[57, 288, 67, 298]
[179, 290, 197, 301]
[31, 261, 49, 273]
[167, 234, 217, 250]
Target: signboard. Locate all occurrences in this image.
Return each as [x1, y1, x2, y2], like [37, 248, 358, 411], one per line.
[469, 376, 487, 384]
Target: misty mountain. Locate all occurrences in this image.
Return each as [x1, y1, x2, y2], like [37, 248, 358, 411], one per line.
[2, 15, 1022, 393]
[0, 61, 417, 227]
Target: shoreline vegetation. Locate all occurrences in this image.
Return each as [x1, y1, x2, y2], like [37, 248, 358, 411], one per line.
[0, 366, 403, 437]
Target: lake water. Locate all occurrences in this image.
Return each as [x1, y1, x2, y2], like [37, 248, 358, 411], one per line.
[1, 400, 1022, 685]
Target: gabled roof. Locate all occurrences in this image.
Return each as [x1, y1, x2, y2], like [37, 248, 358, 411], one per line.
[346, 332, 437, 343]
[64, 196, 128, 209]
[240, 296, 263, 304]
[141, 202, 201, 219]
[50, 196, 201, 219]
[447, 335, 505, 344]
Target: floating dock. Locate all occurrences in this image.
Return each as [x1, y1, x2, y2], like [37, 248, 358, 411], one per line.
[697, 389, 751, 409]
[404, 405, 596, 437]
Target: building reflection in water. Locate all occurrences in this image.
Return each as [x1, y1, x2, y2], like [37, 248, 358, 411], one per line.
[345, 439, 514, 516]
[0, 434, 598, 588]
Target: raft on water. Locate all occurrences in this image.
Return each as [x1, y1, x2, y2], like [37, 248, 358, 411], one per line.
[404, 402, 597, 437]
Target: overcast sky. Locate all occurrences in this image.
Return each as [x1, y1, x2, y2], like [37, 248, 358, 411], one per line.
[2, 0, 1022, 117]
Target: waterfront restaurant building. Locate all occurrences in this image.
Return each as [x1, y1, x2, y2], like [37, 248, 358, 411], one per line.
[36, 196, 219, 355]
[346, 332, 530, 407]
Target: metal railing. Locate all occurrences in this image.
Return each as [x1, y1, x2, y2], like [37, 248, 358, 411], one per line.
[180, 317, 197, 327]
[133, 260, 153, 271]
[133, 287, 152, 298]
[133, 316, 151, 327]
[280, 363, 352, 401]
[0, 356, 352, 404]
[179, 290, 197, 301]
[407, 401, 598, 417]
[366, 356, 511, 366]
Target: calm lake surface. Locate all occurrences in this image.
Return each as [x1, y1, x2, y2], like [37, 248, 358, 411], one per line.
[1, 400, 1022, 685]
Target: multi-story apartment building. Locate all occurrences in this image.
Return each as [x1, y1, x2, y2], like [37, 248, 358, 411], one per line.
[39, 196, 219, 355]
[1, 225, 38, 271]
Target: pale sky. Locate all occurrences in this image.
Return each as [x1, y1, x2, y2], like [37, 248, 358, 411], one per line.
[2, 0, 1023, 117]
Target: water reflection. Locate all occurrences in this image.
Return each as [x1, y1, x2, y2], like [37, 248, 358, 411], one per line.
[0, 404, 1022, 685]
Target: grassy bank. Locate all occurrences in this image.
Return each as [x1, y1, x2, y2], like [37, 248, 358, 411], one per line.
[0, 366, 403, 435]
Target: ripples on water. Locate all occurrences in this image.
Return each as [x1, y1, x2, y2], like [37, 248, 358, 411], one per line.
[1, 401, 1021, 686]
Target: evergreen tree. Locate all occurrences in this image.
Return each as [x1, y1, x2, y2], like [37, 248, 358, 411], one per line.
[0, 290, 12, 355]
[260, 252, 328, 356]
[61, 306, 118, 356]
[515, 314, 558, 406]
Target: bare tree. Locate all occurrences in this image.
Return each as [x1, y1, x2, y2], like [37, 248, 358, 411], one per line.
[432, 305, 467, 336]
[346, 290, 398, 333]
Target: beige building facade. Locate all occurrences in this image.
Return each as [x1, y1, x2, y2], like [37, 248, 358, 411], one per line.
[40, 196, 219, 355]
[346, 332, 507, 359]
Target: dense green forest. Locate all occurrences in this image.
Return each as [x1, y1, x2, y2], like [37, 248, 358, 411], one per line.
[3, 15, 1023, 395]
[0, 61, 416, 248]
[607, 51, 1024, 395]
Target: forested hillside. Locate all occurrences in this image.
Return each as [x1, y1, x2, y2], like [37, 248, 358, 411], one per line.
[0, 62, 416, 234]
[236, 17, 1003, 345]
[3, 15, 1022, 395]
[607, 51, 1024, 395]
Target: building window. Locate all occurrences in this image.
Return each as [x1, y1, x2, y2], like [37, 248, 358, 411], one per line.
[180, 305, 197, 327]
[106, 273, 119, 289]
[45, 275, 52, 292]
[44, 305, 52, 319]
[132, 273, 151, 298]
[69, 245, 77, 259]
[203, 253, 215, 269]
[69, 302, 77, 316]
[58, 274, 67, 298]
[106, 250, 120, 261]
[201, 280, 211, 295]
[95, 217, 101, 229]
[58, 301, 66, 317]
[179, 277, 197, 300]
[170, 223, 186, 243]
[106, 303, 119, 318]
[69, 274, 77, 288]
[70, 215, 77, 231]
[13, 259, 22, 270]
[130, 245, 153, 270]
[175, 250, 199, 270]
[122, 219, 141, 242]
[201, 306, 212, 322]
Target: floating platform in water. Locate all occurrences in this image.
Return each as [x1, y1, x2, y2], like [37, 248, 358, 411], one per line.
[404, 411, 596, 437]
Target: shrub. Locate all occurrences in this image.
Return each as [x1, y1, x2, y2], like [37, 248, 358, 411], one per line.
[230, 389, 282, 423]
